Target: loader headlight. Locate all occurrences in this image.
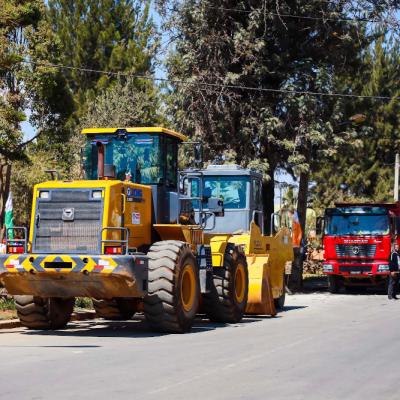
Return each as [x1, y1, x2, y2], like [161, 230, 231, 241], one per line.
[92, 190, 103, 199]
[323, 264, 334, 272]
[39, 191, 49, 199]
[377, 264, 389, 272]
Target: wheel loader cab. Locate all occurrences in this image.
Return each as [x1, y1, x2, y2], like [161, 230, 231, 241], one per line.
[82, 127, 186, 226]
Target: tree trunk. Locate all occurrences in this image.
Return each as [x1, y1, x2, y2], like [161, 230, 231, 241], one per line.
[288, 169, 309, 292]
[262, 168, 275, 235]
[297, 170, 309, 234]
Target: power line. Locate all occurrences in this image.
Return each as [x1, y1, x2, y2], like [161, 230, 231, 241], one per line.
[168, 5, 399, 26]
[22, 60, 399, 102]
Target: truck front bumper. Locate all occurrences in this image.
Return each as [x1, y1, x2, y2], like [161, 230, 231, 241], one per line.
[0, 253, 148, 298]
[323, 260, 389, 281]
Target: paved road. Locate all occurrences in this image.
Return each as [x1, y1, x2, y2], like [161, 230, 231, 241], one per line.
[0, 292, 398, 400]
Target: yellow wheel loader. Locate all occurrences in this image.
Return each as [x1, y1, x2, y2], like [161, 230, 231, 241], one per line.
[181, 164, 294, 316]
[0, 128, 248, 333]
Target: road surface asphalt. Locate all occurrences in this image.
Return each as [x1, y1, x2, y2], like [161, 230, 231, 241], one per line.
[0, 292, 398, 400]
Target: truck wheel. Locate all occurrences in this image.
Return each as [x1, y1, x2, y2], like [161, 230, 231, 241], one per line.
[203, 244, 248, 323]
[274, 274, 286, 310]
[144, 241, 200, 333]
[328, 276, 340, 294]
[14, 295, 74, 330]
[92, 298, 136, 320]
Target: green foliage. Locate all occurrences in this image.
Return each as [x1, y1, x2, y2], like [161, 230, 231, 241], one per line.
[75, 297, 93, 309]
[312, 36, 400, 208]
[81, 78, 163, 128]
[0, 297, 15, 311]
[48, 0, 158, 112]
[0, 0, 42, 159]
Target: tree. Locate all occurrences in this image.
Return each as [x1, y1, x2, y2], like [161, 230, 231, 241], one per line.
[0, 0, 72, 231]
[48, 0, 157, 114]
[312, 36, 400, 208]
[159, 0, 396, 290]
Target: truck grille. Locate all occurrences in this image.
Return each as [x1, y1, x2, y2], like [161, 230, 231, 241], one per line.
[335, 244, 376, 258]
[33, 189, 103, 254]
[339, 265, 372, 273]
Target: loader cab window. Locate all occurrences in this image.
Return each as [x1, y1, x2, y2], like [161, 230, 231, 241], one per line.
[84, 133, 178, 187]
[165, 136, 178, 188]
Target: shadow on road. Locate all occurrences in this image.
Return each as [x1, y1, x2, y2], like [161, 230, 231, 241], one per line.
[280, 305, 308, 312]
[19, 314, 265, 339]
[301, 275, 388, 296]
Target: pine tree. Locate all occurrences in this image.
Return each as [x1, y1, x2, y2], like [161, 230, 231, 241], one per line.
[48, 0, 157, 113]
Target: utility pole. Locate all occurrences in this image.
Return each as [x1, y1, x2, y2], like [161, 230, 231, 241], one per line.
[394, 153, 399, 201]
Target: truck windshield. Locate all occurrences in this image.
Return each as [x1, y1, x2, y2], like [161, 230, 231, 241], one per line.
[325, 214, 390, 236]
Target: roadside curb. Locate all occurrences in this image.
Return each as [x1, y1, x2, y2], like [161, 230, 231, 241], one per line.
[0, 320, 21, 329]
[71, 310, 96, 321]
[0, 310, 96, 330]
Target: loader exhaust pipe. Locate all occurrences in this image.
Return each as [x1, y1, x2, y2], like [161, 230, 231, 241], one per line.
[97, 142, 104, 179]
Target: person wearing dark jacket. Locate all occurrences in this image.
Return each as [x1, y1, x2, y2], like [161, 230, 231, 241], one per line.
[388, 243, 400, 300]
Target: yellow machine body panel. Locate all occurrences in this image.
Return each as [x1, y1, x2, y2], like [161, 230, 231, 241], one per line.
[206, 222, 293, 315]
[81, 126, 188, 142]
[154, 224, 205, 246]
[31, 180, 152, 251]
[208, 235, 230, 267]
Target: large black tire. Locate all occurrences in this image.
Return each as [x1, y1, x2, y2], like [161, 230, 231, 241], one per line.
[328, 275, 340, 294]
[203, 244, 248, 323]
[14, 295, 74, 330]
[92, 298, 137, 320]
[144, 241, 200, 333]
[274, 274, 286, 310]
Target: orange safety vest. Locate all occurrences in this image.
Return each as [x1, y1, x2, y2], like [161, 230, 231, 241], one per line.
[292, 211, 303, 248]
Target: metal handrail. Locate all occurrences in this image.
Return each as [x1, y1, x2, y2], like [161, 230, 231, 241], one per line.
[252, 210, 264, 235]
[201, 211, 217, 231]
[100, 227, 129, 255]
[6, 227, 28, 253]
[270, 212, 281, 235]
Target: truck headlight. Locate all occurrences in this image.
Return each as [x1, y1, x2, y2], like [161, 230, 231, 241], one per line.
[377, 264, 389, 272]
[323, 264, 334, 272]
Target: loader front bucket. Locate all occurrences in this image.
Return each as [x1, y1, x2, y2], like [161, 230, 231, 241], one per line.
[245, 255, 276, 316]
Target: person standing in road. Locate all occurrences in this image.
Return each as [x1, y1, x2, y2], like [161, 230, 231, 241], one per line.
[388, 243, 400, 300]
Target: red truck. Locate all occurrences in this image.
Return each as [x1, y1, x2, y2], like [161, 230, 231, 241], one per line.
[320, 202, 400, 293]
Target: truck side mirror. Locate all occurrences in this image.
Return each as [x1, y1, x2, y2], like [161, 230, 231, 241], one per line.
[316, 216, 324, 236]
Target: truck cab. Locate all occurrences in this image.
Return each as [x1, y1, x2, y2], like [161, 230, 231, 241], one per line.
[321, 203, 400, 292]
